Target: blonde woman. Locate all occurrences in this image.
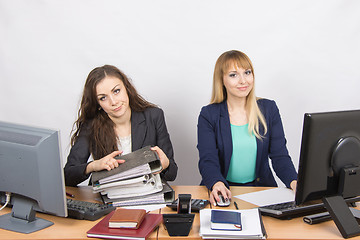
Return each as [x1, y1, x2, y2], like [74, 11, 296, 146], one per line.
[197, 50, 297, 206]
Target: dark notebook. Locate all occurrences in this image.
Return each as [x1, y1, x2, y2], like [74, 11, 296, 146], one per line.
[211, 210, 242, 231]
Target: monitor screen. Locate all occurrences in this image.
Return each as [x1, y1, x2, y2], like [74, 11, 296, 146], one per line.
[294, 110, 360, 238]
[0, 121, 67, 233]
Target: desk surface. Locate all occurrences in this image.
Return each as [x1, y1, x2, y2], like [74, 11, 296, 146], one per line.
[1, 185, 359, 240]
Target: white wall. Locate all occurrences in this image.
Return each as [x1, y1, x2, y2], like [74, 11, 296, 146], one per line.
[1, 0, 360, 186]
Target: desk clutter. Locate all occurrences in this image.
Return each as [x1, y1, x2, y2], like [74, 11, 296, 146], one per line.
[87, 209, 162, 240]
[91, 146, 174, 207]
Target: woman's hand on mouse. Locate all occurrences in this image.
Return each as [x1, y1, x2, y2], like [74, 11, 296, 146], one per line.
[210, 181, 232, 206]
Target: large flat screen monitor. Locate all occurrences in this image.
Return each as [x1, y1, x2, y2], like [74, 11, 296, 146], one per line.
[0, 121, 67, 234]
[295, 110, 360, 238]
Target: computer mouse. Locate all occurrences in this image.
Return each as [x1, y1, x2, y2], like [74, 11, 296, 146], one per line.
[216, 193, 231, 207]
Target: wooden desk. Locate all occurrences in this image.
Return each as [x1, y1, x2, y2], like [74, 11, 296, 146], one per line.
[230, 187, 360, 240]
[1, 186, 360, 240]
[0, 186, 135, 240]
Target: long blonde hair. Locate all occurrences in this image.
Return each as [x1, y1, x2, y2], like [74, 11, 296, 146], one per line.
[211, 50, 267, 139]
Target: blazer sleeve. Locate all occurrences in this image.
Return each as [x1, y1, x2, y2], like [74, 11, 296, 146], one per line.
[266, 101, 297, 187]
[63, 127, 92, 186]
[152, 108, 178, 181]
[197, 106, 229, 190]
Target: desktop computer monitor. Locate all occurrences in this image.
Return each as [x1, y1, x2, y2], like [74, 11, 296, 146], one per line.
[295, 110, 360, 238]
[0, 121, 67, 234]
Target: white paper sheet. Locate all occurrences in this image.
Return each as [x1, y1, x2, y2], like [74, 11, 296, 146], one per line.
[235, 187, 295, 207]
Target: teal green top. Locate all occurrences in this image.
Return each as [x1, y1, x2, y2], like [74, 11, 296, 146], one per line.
[226, 123, 257, 183]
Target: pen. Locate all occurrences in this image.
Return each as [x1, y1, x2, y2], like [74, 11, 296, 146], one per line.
[234, 201, 239, 210]
[66, 192, 75, 198]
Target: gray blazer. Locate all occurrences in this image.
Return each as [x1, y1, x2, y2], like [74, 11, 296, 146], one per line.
[64, 107, 177, 186]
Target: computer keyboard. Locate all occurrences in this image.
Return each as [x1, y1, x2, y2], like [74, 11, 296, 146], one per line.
[166, 198, 210, 211]
[66, 198, 116, 221]
[258, 196, 360, 220]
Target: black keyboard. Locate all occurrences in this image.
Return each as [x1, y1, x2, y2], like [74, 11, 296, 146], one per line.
[166, 198, 210, 212]
[66, 198, 116, 221]
[258, 196, 360, 220]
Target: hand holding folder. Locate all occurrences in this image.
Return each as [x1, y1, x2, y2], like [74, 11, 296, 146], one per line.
[92, 145, 162, 184]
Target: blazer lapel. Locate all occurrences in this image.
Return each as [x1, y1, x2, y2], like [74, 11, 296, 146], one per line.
[255, 122, 264, 177]
[219, 101, 232, 175]
[131, 111, 147, 151]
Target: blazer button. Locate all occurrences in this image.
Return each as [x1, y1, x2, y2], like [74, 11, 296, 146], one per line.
[256, 178, 260, 182]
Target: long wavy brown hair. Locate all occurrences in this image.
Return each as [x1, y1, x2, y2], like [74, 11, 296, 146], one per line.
[71, 65, 156, 159]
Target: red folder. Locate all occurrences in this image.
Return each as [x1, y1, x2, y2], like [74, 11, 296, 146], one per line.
[87, 211, 162, 240]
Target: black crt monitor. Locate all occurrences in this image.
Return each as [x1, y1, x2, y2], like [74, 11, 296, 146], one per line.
[0, 121, 67, 234]
[295, 110, 360, 238]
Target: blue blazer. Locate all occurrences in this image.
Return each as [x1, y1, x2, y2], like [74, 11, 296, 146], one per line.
[197, 99, 297, 190]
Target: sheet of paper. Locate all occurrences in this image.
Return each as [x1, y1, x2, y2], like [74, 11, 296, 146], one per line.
[235, 187, 295, 207]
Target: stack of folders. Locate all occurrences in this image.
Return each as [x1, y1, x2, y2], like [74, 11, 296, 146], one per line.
[87, 208, 162, 240]
[91, 145, 174, 207]
[199, 209, 266, 239]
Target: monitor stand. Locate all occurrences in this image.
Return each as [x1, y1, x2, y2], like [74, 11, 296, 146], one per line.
[323, 195, 360, 239]
[326, 137, 360, 238]
[0, 196, 53, 234]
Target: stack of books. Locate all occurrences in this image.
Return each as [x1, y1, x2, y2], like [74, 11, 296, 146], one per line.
[87, 208, 162, 240]
[91, 145, 174, 206]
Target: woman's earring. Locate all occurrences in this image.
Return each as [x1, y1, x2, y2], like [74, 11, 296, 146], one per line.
[98, 107, 102, 111]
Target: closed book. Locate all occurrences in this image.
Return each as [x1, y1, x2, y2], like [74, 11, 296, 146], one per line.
[211, 210, 242, 231]
[109, 208, 146, 229]
[87, 211, 162, 240]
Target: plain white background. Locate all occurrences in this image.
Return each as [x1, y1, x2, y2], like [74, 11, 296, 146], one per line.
[1, 0, 359, 186]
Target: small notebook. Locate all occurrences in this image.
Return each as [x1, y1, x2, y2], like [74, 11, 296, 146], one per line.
[108, 208, 146, 229]
[211, 210, 242, 231]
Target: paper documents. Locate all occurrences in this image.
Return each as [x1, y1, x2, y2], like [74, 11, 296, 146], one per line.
[91, 146, 174, 207]
[235, 187, 295, 207]
[199, 208, 266, 239]
[99, 164, 152, 184]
